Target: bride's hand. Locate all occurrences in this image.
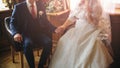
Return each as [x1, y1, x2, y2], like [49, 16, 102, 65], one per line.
[55, 25, 66, 34]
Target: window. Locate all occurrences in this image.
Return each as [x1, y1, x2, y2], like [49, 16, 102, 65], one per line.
[0, 0, 9, 11]
[69, 0, 120, 13]
[112, 0, 120, 9]
[96, 0, 120, 13]
[0, 0, 19, 11]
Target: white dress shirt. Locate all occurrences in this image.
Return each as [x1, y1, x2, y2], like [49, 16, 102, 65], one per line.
[26, 1, 37, 17]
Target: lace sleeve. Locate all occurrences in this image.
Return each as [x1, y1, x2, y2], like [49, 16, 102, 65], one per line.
[98, 12, 111, 42]
[86, 0, 112, 51]
[67, 5, 81, 23]
[98, 12, 113, 56]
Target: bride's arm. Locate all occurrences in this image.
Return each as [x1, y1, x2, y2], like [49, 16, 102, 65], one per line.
[62, 18, 75, 29]
[55, 18, 75, 33]
[55, 3, 81, 33]
[55, 9, 78, 33]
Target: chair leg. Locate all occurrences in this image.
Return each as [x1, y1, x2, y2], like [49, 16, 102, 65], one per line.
[11, 46, 15, 63]
[37, 50, 40, 56]
[19, 51, 24, 68]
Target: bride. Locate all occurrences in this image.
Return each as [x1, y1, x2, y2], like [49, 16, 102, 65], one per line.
[49, 0, 113, 68]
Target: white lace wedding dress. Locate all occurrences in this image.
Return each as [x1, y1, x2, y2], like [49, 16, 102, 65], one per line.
[49, 3, 113, 68]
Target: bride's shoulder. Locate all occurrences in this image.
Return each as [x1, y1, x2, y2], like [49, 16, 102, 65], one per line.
[71, 6, 85, 14]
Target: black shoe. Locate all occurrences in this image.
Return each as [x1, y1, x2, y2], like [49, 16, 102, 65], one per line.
[38, 64, 44, 68]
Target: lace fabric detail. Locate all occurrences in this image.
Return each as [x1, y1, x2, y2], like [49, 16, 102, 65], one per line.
[67, 0, 112, 48]
[68, 5, 87, 23]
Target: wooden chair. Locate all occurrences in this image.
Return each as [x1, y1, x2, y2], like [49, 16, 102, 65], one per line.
[4, 17, 49, 68]
[4, 17, 24, 68]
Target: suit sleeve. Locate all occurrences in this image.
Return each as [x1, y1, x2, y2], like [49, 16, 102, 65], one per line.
[10, 5, 19, 37]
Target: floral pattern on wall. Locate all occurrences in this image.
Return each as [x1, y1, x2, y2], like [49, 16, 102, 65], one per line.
[45, 0, 64, 13]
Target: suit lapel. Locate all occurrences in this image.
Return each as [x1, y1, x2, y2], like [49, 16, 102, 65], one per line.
[36, 2, 40, 18]
[22, 1, 44, 20]
[23, 2, 34, 19]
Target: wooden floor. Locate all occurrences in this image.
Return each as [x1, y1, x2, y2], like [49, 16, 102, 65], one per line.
[0, 49, 43, 68]
[0, 42, 57, 68]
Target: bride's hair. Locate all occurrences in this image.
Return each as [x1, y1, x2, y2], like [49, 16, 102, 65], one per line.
[86, 0, 112, 48]
[86, 0, 102, 25]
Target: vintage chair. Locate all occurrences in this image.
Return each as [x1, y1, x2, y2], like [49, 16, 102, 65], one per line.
[4, 17, 24, 68]
[4, 17, 50, 68]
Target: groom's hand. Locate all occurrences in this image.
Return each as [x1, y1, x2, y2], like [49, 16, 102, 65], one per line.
[13, 33, 23, 43]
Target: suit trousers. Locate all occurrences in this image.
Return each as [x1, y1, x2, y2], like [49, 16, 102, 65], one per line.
[22, 34, 52, 68]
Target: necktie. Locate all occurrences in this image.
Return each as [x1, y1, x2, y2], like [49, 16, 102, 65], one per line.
[31, 4, 36, 18]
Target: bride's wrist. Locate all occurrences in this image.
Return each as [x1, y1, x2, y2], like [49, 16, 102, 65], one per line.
[61, 25, 66, 30]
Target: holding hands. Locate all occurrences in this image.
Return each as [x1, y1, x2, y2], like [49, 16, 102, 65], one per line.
[55, 25, 66, 34]
[55, 19, 74, 35]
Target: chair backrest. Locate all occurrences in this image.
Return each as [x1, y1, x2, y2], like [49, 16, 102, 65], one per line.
[4, 17, 12, 34]
[4, 17, 23, 51]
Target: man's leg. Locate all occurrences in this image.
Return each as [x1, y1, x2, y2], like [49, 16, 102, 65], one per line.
[38, 37, 52, 68]
[23, 37, 35, 68]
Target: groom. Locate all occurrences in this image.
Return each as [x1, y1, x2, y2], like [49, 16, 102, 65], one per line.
[10, 0, 56, 68]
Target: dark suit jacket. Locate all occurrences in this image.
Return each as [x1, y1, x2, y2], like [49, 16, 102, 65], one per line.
[10, 1, 56, 39]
